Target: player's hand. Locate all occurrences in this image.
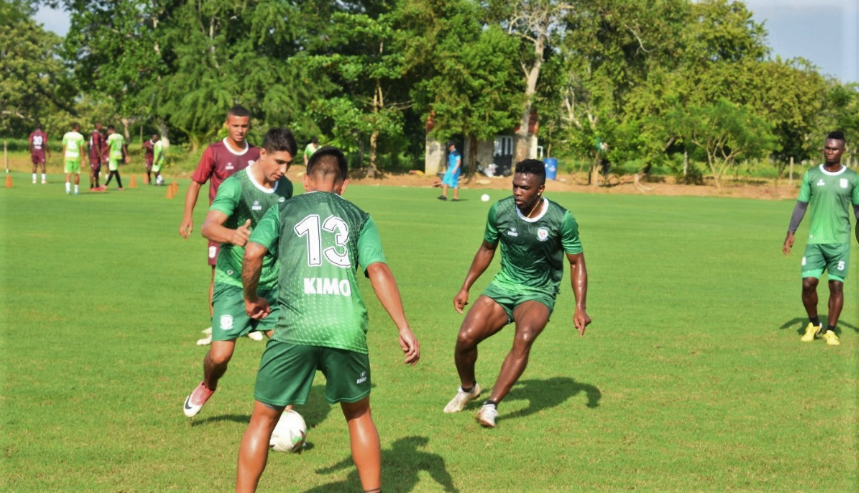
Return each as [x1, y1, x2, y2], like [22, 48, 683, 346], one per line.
[782, 231, 795, 255]
[573, 308, 591, 337]
[231, 219, 252, 247]
[179, 217, 193, 239]
[453, 289, 469, 313]
[125, 156, 130, 164]
[398, 326, 420, 366]
[245, 297, 271, 319]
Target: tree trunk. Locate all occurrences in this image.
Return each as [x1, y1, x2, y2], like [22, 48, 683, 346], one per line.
[121, 118, 131, 140]
[159, 120, 170, 149]
[515, 34, 544, 164]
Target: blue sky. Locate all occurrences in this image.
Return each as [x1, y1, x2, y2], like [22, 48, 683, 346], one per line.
[33, 0, 858, 83]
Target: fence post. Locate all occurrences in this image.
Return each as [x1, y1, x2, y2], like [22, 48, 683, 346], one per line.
[789, 157, 794, 187]
[4, 140, 8, 173]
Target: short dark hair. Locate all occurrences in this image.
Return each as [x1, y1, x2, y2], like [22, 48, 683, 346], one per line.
[71, 122, 79, 130]
[35, 123, 42, 130]
[310, 136, 318, 145]
[307, 146, 348, 182]
[827, 131, 846, 144]
[227, 105, 250, 119]
[262, 127, 297, 157]
[515, 159, 546, 182]
[107, 125, 115, 131]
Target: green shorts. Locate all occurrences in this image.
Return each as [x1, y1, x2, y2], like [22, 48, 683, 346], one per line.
[64, 160, 81, 174]
[211, 284, 278, 342]
[254, 341, 371, 407]
[482, 282, 556, 323]
[802, 243, 851, 282]
[108, 158, 121, 171]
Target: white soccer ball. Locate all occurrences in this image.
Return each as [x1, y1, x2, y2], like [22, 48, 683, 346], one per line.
[481, 194, 490, 202]
[270, 410, 307, 453]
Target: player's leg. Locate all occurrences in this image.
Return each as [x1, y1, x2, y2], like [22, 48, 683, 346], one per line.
[39, 158, 46, 184]
[342, 397, 381, 493]
[821, 244, 848, 345]
[452, 185, 460, 201]
[32, 156, 37, 183]
[799, 244, 826, 341]
[237, 400, 283, 493]
[487, 300, 551, 404]
[203, 340, 236, 389]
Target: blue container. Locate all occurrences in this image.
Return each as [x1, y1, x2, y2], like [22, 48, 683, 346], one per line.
[544, 158, 558, 180]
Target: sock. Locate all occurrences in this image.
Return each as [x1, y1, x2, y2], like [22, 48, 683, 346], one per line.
[65, 182, 71, 193]
[461, 384, 475, 393]
[810, 316, 821, 327]
[827, 325, 836, 333]
[74, 184, 79, 194]
[483, 400, 497, 409]
[32, 173, 37, 182]
[41, 173, 46, 182]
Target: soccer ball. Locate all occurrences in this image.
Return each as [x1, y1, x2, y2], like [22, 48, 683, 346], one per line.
[481, 194, 490, 202]
[270, 410, 307, 453]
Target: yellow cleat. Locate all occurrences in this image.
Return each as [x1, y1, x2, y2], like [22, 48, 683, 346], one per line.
[822, 330, 840, 346]
[800, 323, 822, 342]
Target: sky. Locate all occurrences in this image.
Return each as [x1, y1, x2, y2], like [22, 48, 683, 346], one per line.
[32, 0, 859, 83]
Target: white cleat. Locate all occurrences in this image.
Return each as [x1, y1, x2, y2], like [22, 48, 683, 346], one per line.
[476, 405, 498, 428]
[443, 383, 482, 413]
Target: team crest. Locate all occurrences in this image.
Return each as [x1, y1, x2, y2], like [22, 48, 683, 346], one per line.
[840, 178, 848, 188]
[252, 200, 262, 211]
[220, 314, 234, 331]
[537, 227, 549, 241]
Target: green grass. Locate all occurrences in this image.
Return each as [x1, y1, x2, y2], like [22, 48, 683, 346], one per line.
[1, 172, 857, 492]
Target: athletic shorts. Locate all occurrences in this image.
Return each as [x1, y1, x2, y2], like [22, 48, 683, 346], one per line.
[145, 157, 153, 171]
[64, 160, 81, 174]
[208, 241, 221, 267]
[211, 284, 278, 342]
[90, 159, 101, 171]
[255, 341, 371, 407]
[482, 281, 556, 324]
[108, 158, 120, 171]
[442, 170, 460, 188]
[802, 243, 851, 282]
[31, 154, 45, 165]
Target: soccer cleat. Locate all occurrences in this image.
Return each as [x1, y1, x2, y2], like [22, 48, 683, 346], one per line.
[800, 323, 822, 342]
[437, 195, 447, 201]
[475, 405, 498, 428]
[822, 330, 840, 346]
[183, 382, 215, 417]
[247, 331, 264, 341]
[443, 383, 482, 413]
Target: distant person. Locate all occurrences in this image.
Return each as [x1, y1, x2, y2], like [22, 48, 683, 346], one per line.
[438, 141, 461, 202]
[143, 134, 157, 184]
[443, 159, 591, 428]
[783, 131, 859, 346]
[62, 123, 87, 195]
[179, 105, 261, 346]
[303, 136, 319, 166]
[152, 135, 166, 186]
[89, 123, 106, 191]
[103, 126, 128, 190]
[29, 124, 49, 184]
[183, 128, 297, 418]
[236, 146, 420, 493]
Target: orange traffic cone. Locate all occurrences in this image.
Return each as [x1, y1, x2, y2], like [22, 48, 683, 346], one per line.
[129, 175, 137, 188]
[172, 181, 179, 196]
[5, 173, 12, 188]
[166, 183, 175, 199]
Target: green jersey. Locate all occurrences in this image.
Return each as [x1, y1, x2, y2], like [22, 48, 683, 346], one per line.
[153, 141, 165, 164]
[484, 197, 583, 297]
[107, 133, 124, 160]
[210, 168, 294, 290]
[250, 192, 386, 353]
[797, 164, 859, 245]
[62, 131, 85, 160]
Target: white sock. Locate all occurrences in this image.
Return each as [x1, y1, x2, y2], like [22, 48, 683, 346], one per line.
[33, 173, 37, 182]
[65, 182, 71, 193]
[74, 184, 79, 194]
[41, 173, 46, 182]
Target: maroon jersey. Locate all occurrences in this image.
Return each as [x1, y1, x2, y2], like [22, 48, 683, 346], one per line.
[89, 130, 105, 163]
[29, 130, 47, 158]
[190, 139, 260, 203]
[143, 139, 155, 165]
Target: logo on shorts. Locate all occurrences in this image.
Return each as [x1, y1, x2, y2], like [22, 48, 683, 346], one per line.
[356, 371, 367, 385]
[840, 178, 848, 188]
[537, 227, 549, 241]
[220, 314, 234, 331]
[227, 270, 234, 276]
[507, 227, 518, 237]
[802, 256, 806, 266]
[816, 179, 825, 187]
[252, 200, 262, 211]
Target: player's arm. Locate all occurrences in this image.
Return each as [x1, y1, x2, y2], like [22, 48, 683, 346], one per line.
[242, 241, 270, 319]
[201, 211, 251, 246]
[783, 200, 808, 255]
[29, 135, 34, 155]
[366, 262, 420, 366]
[122, 142, 129, 163]
[567, 251, 591, 336]
[453, 240, 497, 313]
[180, 149, 214, 238]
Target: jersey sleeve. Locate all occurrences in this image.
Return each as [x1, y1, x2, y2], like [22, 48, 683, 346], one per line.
[853, 175, 859, 206]
[560, 211, 583, 254]
[191, 146, 216, 184]
[248, 207, 280, 254]
[357, 217, 386, 271]
[209, 177, 241, 216]
[797, 171, 812, 202]
[483, 203, 499, 245]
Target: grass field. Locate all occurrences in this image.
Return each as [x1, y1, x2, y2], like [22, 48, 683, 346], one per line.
[1, 170, 857, 492]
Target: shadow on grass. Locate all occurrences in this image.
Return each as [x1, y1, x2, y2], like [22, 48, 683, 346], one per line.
[303, 436, 458, 493]
[779, 317, 858, 336]
[502, 377, 601, 422]
[191, 383, 334, 428]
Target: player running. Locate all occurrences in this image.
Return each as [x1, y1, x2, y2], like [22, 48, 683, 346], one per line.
[783, 131, 859, 346]
[89, 123, 106, 191]
[183, 128, 297, 418]
[143, 134, 157, 184]
[443, 159, 591, 428]
[152, 136, 166, 186]
[179, 105, 260, 346]
[62, 123, 88, 195]
[29, 124, 49, 184]
[104, 126, 128, 190]
[236, 146, 420, 493]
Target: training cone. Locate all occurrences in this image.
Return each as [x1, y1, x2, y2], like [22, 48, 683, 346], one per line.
[171, 181, 179, 196]
[5, 173, 12, 188]
[166, 183, 175, 199]
[129, 175, 137, 188]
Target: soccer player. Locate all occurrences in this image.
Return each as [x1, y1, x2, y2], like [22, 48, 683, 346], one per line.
[443, 159, 591, 428]
[183, 128, 297, 418]
[103, 126, 128, 190]
[438, 141, 461, 202]
[303, 136, 319, 166]
[782, 131, 859, 346]
[62, 123, 88, 195]
[142, 134, 157, 184]
[236, 146, 420, 493]
[89, 123, 106, 191]
[29, 124, 49, 184]
[152, 136, 166, 186]
[179, 105, 260, 346]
